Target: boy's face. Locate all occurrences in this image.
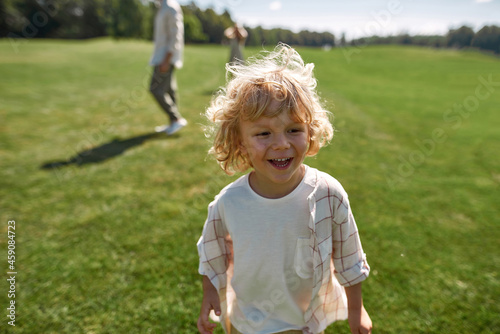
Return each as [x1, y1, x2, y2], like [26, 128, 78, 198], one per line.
[239, 104, 310, 198]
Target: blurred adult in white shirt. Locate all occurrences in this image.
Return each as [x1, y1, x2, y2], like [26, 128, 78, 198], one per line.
[149, 0, 187, 135]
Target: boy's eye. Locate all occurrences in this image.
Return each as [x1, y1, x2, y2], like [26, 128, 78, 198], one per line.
[256, 132, 270, 137]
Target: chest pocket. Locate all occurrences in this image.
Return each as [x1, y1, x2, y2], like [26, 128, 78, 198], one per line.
[294, 238, 314, 279]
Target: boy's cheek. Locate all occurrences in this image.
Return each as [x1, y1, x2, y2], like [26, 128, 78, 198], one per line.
[241, 143, 260, 157]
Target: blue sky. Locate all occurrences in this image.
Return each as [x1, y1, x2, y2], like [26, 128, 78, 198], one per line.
[178, 0, 500, 39]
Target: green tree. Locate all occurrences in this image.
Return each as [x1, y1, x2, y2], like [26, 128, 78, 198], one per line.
[49, 0, 107, 39]
[184, 13, 208, 43]
[447, 25, 474, 48]
[0, 0, 8, 37]
[5, 0, 59, 38]
[141, 1, 156, 40]
[247, 26, 265, 46]
[340, 33, 346, 46]
[4, 0, 109, 39]
[194, 6, 232, 44]
[397, 34, 412, 45]
[412, 35, 446, 48]
[107, 0, 143, 39]
[472, 25, 500, 54]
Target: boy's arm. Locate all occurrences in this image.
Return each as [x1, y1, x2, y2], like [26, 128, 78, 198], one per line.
[197, 275, 221, 334]
[345, 282, 372, 334]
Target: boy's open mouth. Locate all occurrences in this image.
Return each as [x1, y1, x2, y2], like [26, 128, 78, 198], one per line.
[268, 158, 293, 169]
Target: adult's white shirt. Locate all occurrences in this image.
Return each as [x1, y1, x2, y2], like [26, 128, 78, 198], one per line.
[150, 0, 184, 68]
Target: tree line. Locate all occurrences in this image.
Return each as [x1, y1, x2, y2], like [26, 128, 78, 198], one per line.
[1, 0, 498, 54]
[348, 25, 500, 54]
[0, 0, 334, 47]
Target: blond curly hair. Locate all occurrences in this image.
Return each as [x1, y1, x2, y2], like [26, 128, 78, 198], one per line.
[205, 44, 334, 175]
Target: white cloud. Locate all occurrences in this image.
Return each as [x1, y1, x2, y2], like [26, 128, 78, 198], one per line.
[475, 0, 493, 3]
[269, 1, 282, 11]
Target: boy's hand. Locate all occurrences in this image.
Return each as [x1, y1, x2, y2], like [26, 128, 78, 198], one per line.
[197, 297, 221, 334]
[348, 305, 372, 334]
[197, 276, 222, 334]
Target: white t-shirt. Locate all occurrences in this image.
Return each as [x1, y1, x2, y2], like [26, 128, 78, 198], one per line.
[198, 165, 370, 333]
[220, 166, 315, 333]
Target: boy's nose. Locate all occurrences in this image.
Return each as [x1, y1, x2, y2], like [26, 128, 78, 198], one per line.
[272, 133, 290, 150]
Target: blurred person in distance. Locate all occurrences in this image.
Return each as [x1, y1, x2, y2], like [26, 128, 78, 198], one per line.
[149, 0, 187, 135]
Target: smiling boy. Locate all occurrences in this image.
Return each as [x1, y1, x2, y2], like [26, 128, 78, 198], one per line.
[197, 44, 372, 334]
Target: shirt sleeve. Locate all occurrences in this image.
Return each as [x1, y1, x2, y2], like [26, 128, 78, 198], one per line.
[197, 199, 230, 292]
[164, 8, 183, 58]
[331, 194, 370, 287]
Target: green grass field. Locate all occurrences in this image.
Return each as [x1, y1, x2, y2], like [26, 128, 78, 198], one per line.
[1, 38, 499, 333]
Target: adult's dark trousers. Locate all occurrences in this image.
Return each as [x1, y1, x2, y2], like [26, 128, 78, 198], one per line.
[149, 65, 182, 122]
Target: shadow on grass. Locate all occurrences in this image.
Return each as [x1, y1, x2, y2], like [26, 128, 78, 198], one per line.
[40, 132, 173, 169]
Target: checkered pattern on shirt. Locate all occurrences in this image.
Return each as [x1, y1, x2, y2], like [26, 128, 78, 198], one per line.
[198, 200, 231, 298]
[303, 174, 370, 333]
